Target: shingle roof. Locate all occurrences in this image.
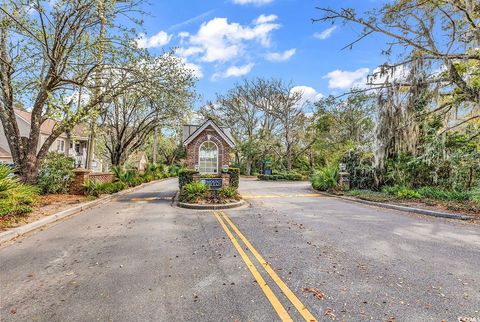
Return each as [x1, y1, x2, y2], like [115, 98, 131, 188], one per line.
[182, 119, 235, 147]
[14, 109, 88, 139]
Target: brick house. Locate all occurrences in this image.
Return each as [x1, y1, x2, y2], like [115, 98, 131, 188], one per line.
[182, 119, 235, 174]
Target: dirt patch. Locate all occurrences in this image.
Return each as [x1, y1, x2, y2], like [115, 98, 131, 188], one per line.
[0, 194, 92, 231]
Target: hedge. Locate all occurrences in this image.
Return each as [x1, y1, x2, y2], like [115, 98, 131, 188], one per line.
[228, 167, 240, 188]
[258, 171, 304, 181]
[178, 169, 198, 189]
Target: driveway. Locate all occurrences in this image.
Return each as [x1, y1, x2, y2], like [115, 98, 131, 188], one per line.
[0, 178, 479, 321]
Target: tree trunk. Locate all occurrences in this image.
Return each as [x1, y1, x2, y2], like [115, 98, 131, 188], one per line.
[286, 145, 292, 171]
[245, 160, 252, 176]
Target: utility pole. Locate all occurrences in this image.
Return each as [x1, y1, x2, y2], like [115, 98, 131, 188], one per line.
[86, 0, 106, 170]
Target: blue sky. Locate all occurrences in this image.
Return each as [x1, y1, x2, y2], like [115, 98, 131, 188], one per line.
[137, 0, 390, 105]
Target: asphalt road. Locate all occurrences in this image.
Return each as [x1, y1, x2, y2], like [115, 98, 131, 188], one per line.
[0, 178, 479, 321]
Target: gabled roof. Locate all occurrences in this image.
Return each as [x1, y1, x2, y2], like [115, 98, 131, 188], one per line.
[182, 119, 235, 148]
[14, 109, 88, 139]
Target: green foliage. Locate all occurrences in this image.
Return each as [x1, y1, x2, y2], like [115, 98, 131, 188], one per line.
[83, 180, 128, 197]
[143, 163, 164, 180]
[179, 181, 209, 203]
[217, 186, 240, 201]
[258, 170, 304, 181]
[311, 166, 340, 191]
[341, 149, 375, 189]
[383, 186, 421, 199]
[178, 169, 197, 189]
[113, 167, 144, 187]
[228, 167, 240, 188]
[36, 153, 75, 194]
[381, 185, 479, 202]
[0, 164, 38, 217]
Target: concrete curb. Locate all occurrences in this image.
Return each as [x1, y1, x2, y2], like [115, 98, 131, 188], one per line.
[312, 189, 472, 221]
[0, 178, 174, 245]
[177, 199, 246, 210]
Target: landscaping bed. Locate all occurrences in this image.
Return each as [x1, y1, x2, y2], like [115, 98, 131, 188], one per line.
[178, 168, 242, 207]
[339, 189, 480, 220]
[0, 194, 91, 231]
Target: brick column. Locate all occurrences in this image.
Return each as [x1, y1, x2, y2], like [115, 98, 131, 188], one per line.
[221, 173, 230, 187]
[70, 169, 92, 195]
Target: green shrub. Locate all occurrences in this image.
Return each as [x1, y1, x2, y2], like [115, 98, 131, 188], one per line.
[178, 169, 197, 189]
[311, 167, 339, 191]
[36, 152, 75, 194]
[83, 180, 128, 197]
[0, 164, 38, 217]
[113, 167, 143, 187]
[416, 186, 471, 201]
[382, 186, 421, 199]
[228, 167, 240, 188]
[257, 171, 304, 181]
[179, 181, 209, 203]
[217, 186, 240, 201]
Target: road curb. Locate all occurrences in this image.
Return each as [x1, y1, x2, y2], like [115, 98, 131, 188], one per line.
[177, 199, 246, 210]
[0, 178, 175, 245]
[311, 189, 472, 221]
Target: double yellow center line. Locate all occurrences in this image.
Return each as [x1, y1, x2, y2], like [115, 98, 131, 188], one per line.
[213, 211, 317, 322]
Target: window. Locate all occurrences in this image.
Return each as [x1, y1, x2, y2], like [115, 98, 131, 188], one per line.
[199, 141, 218, 174]
[56, 139, 65, 152]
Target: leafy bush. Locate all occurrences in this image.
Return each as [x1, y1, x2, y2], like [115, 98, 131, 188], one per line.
[257, 171, 304, 181]
[179, 169, 197, 189]
[36, 152, 75, 194]
[416, 186, 471, 201]
[383, 186, 421, 199]
[0, 164, 38, 217]
[83, 180, 128, 197]
[167, 165, 181, 177]
[311, 167, 339, 191]
[228, 167, 240, 188]
[217, 186, 240, 201]
[341, 149, 375, 189]
[113, 167, 143, 187]
[179, 181, 209, 203]
[143, 163, 164, 180]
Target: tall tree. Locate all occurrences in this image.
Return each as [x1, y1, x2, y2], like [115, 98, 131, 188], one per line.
[0, 0, 144, 181]
[101, 54, 195, 167]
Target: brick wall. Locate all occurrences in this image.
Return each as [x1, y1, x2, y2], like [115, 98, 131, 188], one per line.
[69, 170, 114, 195]
[186, 126, 231, 170]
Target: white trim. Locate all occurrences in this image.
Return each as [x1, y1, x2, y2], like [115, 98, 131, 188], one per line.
[198, 140, 219, 174]
[183, 119, 235, 148]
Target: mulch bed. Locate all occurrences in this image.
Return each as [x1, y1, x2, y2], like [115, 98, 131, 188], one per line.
[0, 194, 90, 231]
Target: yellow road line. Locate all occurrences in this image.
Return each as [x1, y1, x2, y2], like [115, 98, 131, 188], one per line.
[220, 211, 317, 322]
[212, 212, 293, 322]
[242, 193, 321, 199]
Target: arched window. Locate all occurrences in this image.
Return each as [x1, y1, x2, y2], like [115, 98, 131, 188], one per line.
[199, 141, 218, 174]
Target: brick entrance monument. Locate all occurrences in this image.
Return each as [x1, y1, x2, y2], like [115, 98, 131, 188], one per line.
[183, 119, 235, 174]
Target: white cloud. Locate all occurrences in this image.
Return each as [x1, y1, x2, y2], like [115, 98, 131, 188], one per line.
[185, 16, 280, 62]
[253, 14, 278, 24]
[136, 31, 172, 49]
[290, 86, 324, 106]
[179, 58, 203, 79]
[213, 63, 255, 79]
[265, 48, 296, 62]
[232, 0, 274, 5]
[323, 68, 370, 89]
[176, 46, 203, 57]
[313, 26, 337, 40]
